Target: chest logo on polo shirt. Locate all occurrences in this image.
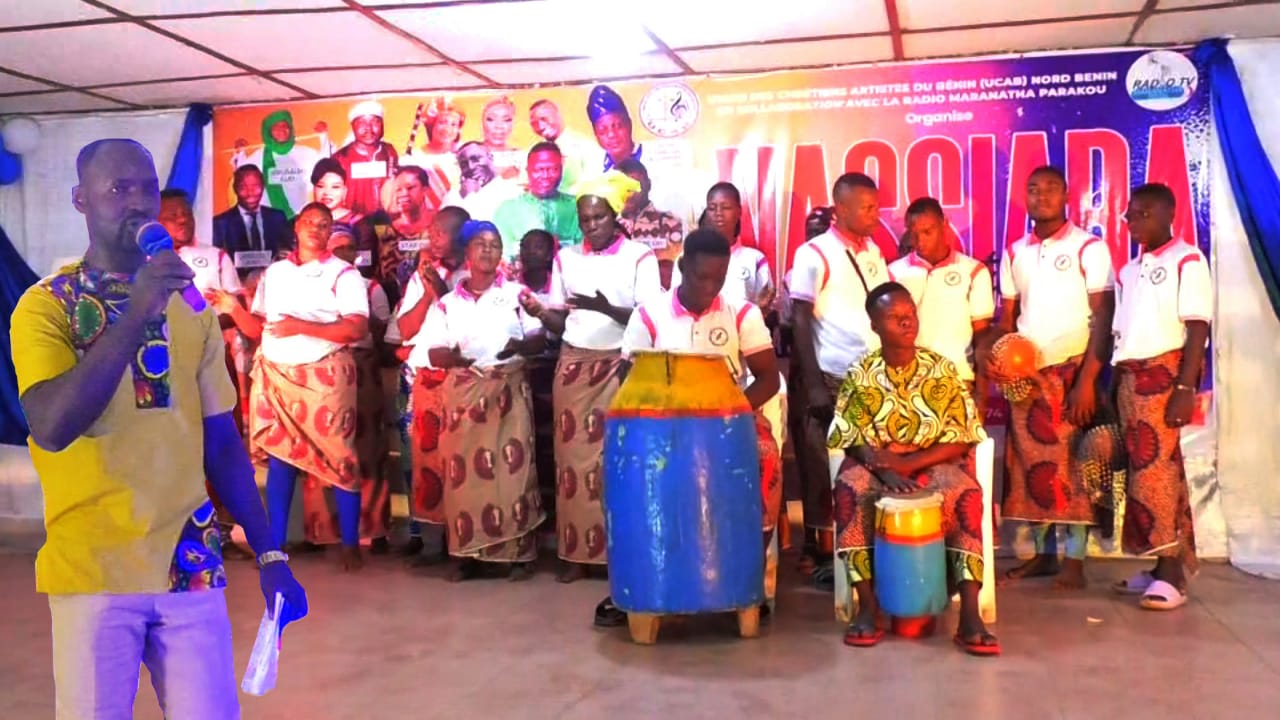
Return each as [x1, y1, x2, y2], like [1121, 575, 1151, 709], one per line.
[1149, 267, 1168, 285]
[864, 263, 879, 278]
[738, 266, 751, 280]
[1053, 254, 1072, 271]
[944, 270, 962, 286]
[709, 327, 730, 346]
[191, 256, 209, 268]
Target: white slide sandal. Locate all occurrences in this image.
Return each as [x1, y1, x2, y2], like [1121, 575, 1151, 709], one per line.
[1112, 570, 1155, 596]
[1140, 579, 1187, 611]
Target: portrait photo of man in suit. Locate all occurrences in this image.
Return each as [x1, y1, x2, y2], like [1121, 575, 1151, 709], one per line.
[213, 164, 295, 274]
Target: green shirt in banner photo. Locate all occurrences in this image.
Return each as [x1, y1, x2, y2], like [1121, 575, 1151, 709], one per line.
[493, 191, 583, 260]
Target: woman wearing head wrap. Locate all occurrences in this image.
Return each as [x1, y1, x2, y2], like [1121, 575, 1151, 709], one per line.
[298, 226, 394, 553]
[518, 171, 663, 587]
[422, 220, 547, 580]
[586, 85, 640, 172]
[480, 96, 524, 181]
[242, 109, 322, 217]
[423, 97, 466, 155]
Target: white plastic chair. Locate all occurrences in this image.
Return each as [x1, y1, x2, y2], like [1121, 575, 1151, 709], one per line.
[828, 435, 997, 625]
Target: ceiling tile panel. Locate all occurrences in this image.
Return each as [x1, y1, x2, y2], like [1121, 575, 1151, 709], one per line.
[0, 0, 113, 29]
[0, 25, 240, 86]
[645, 0, 889, 48]
[379, 1, 658, 61]
[477, 54, 684, 85]
[903, 17, 1136, 58]
[1136, 5, 1280, 43]
[273, 66, 482, 97]
[897, 0, 1145, 30]
[0, 74, 56, 95]
[681, 36, 895, 72]
[97, 75, 302, 106]
[156, 12, 442, 70]
[0, 92, 128, 115]
[110, 0, 345, 13]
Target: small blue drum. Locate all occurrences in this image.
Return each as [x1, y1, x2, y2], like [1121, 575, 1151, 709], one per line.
[874, 493, 948, 623]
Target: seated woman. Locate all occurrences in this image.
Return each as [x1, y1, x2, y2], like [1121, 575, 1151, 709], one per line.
[422, 221, 547, 581]
[827, 282, 998, 656]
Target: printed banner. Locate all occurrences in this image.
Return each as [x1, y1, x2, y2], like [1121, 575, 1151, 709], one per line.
[213, 46, 1220, 556]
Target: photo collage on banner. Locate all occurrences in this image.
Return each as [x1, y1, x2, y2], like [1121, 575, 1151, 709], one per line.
[212, 47, 1216, 552]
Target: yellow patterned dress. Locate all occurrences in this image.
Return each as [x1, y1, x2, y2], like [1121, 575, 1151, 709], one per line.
[826, 348, 988, 586]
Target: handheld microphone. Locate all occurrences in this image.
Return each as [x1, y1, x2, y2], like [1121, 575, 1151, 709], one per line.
[134, 221, 207, 313]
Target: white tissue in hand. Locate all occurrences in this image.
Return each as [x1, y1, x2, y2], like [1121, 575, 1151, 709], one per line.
[241, 592, 284, 696]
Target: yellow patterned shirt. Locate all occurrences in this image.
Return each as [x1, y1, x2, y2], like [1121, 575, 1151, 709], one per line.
[826, 348, 987, 450]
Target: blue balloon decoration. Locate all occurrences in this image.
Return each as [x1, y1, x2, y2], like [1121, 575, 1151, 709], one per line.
[0, 135, 21, 185]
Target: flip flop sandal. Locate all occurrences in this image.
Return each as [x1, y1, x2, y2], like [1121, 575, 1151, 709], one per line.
[843, 622, 885, 647]
[1112, 570, 1155, 595]
[594, 597, 627, 628]
[1140, 580, 1187, 611]
[812, 563, 836, 592]
[954, 631, 1002, 657]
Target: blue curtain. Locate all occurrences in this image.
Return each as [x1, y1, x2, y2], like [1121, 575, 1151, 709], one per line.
[1196, 39, 1280, 319]
[165, 103, 214, 202]
[0, 224, 39, 445]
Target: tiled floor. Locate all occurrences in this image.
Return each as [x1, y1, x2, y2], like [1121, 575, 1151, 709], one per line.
[0, 546, 1277, 720]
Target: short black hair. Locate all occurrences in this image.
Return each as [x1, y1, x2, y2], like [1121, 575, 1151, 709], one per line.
[160, 188, 190, 204]
[233, 163, 264, 187]
[681, 228, 732, 262]
[905, 196, 943, 220]
[436, 205, 471, 240]
[529, 99, 555, 113]
[395, 165, 431, 187]
[707, 182, 741, 205]
[521, 228, 554, 247]
[528, 141, 561, 159]
[615, 157, 647, 178]
[1029, 165, 1067, 186]
[76, 139, 151, 181]
[864, 280, 911, 317]
[310, 157, 346, 185]
[1131, 182, 1176, 210]
[833, 172, 877, 199]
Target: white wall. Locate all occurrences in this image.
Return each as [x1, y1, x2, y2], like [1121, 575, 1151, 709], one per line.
[0, 108, 214, 277]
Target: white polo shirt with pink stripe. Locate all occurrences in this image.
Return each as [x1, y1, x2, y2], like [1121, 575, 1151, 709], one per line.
[251, 252, 370, 365]
[549, 235, 663, 350]
[788, 227, 889, 376]
[1112, 239, 1212, 364]
[421, 277, 543, 368]
[177, 244, 241, 295]
[889, 250, 994, 380]
[999, 222, 1115, 368]
[354, 278, 391, 350]
[670, 243, 773, 305]
[623, 289, 773, 386]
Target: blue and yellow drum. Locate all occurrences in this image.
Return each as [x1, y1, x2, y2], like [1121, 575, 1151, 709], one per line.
[874, 493, 948, 623]
[603, 351, 764, 615]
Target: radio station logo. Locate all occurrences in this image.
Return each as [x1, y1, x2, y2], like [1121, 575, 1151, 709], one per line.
[1126, 50, 1198, 112]
[639, 82, 700, 138]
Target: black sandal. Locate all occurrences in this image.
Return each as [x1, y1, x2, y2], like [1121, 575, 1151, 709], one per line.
[594, 596, 627, 627]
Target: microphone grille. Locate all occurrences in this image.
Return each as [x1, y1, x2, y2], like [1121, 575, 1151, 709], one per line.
[135, 222, 173, 256]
